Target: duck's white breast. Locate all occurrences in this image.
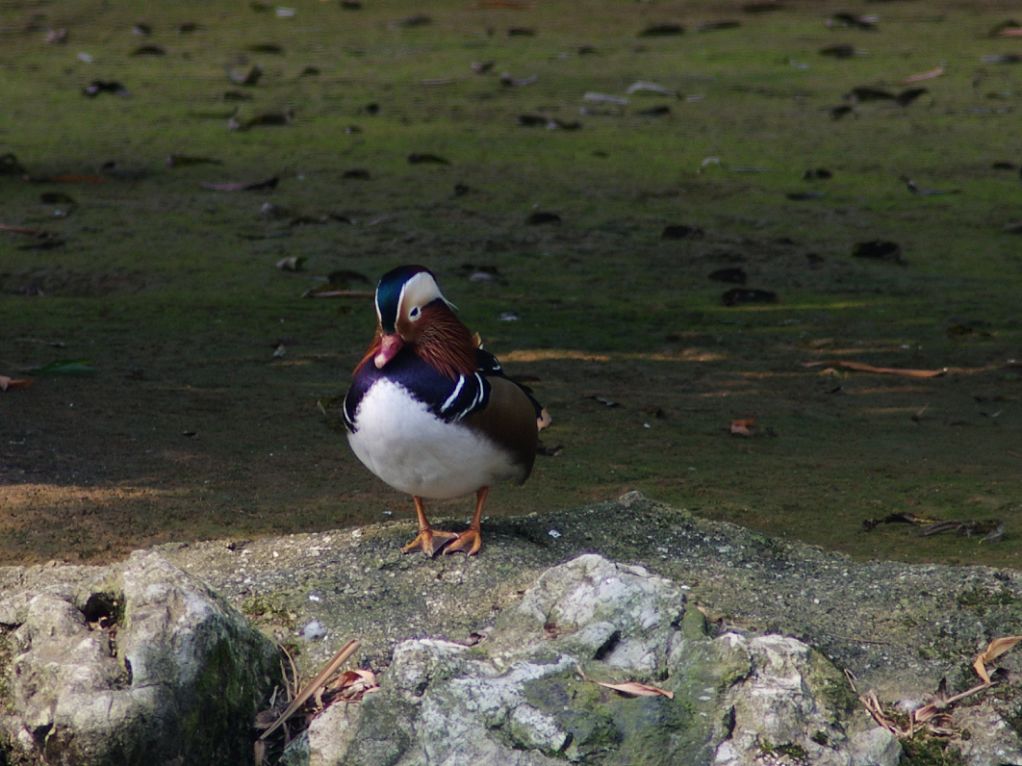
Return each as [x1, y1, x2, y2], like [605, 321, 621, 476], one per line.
[347, 378, 519, 499]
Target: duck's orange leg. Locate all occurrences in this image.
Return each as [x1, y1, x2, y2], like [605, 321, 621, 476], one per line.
[444, 486, 488, 556]
[401, 496, 457, 556]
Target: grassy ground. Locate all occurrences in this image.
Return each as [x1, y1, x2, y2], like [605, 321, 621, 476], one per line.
[1, 0, 1020, 567]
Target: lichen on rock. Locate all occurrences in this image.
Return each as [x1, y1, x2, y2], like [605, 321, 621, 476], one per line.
[0, 551, 279, 766]
[284, 554, 900, 766]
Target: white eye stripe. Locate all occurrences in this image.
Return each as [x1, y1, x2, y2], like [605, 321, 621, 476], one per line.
[398, 272, 447, 321]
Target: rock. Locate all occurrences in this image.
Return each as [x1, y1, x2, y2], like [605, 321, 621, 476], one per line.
[704, 633, 899, 766]
[279, 703, 363, 766]
[955, 705, 1022, 765]
[135, 496, 1022, 703]
[0, 551, 279, 766]
[287, 555, 900, 766]
[5, 496, 1022, 766]
[497, 553, 684, 673]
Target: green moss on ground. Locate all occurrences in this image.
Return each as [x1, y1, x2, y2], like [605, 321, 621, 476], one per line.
[900, 733, 966, 766]
[242, 593, 299, 632]
[759, 739, 810, 764]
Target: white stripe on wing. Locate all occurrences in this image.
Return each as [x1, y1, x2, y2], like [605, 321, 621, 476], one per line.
[440, 374, 467, 413]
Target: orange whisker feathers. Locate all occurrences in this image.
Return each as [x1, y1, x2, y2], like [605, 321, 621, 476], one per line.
[415, 306, 477, 379]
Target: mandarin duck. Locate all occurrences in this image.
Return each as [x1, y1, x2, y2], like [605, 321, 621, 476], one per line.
[343, 265, 548, 556]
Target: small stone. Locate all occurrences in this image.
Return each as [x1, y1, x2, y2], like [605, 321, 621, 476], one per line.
[302, 620, 327, 641]
[618, 489, 645, 507]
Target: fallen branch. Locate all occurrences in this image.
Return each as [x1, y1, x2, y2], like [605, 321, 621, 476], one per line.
[919, 519, 1002, 539]
[862, 512, 941, 531]
[863, 514, 1003, 541]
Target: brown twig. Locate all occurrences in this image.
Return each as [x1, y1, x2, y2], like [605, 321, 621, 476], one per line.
[258, 639, 360, 743]
[859, 688, 912, 737]
[281, 643, 300, 701]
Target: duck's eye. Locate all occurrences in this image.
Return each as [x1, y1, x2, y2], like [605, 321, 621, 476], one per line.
[409, 306, 421, 320]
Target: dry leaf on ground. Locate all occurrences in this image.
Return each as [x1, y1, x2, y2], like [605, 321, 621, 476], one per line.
[973, 634, 1022, 684]
[594, 680, 674, 699]
[0, 375, 34, 391]
[325, 668, 379, 702]
[730, 418, 756, 436]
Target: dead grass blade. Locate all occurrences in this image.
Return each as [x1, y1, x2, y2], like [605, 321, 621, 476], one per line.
[258, 638, 360, 743]
[973, 635, 1022, 684]
[802, 360, 948, 378]
[902, 65, 945, 84]
[859, 689, 912, 737]
[281, 643, 300, 701]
